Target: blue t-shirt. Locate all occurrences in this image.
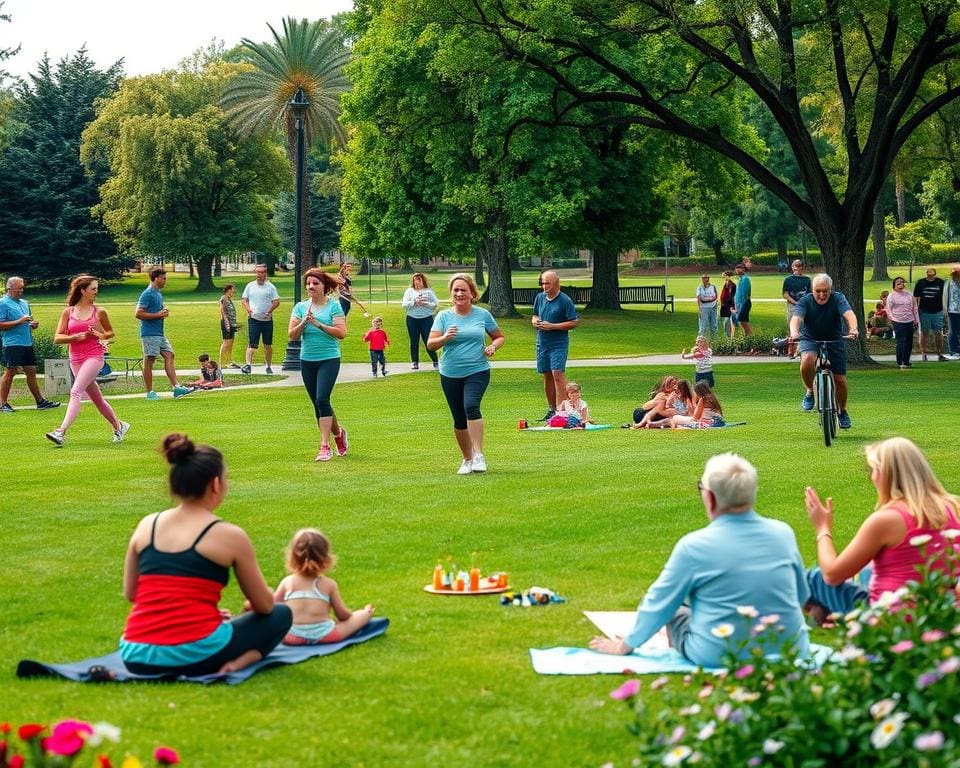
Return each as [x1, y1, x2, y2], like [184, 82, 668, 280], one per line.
[795, 291, 852, 341]
[137, 286, 165, 337]
[291, 300, 344, 362]
[734, 274, 752, 306]
[431, 306, 499, 378]
[0, 295, 33, 347]
[532, 291, 578, 350]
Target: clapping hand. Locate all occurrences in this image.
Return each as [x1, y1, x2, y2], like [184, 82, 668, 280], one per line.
[805, 486, 833, 533]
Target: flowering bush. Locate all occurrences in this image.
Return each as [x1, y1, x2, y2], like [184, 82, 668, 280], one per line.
[607, 551, 960, 766]
[0, 720, 179, 768]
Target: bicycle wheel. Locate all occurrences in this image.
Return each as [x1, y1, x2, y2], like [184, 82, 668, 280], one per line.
[818, 371, 836, 447]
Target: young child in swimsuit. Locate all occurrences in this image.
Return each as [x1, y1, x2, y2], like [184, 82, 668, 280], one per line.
[274, 528, 375, 645]
[651, 381, 725, 429]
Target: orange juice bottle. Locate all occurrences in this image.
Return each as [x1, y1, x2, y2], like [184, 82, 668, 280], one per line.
[433, 562, 444, 590]
[469, 566, 480, 592]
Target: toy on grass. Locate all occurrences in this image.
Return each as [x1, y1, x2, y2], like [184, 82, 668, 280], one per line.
[500, 586, 567, 607]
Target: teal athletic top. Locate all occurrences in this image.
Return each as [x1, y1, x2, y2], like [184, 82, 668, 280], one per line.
[291, 299, 344, 362]
[431, 306, 499, 378]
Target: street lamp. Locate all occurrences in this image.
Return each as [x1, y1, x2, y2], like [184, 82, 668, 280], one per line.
[282, 87, 310, 371]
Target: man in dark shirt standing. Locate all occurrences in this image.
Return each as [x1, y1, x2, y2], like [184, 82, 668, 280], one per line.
[782, 260, 812, 359]
[913, 267, 947, 361]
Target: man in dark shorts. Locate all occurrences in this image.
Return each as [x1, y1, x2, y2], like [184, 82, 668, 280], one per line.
[734, 262, 752, 336]
[788, 273, 859, 429]
[241, 265, 280, 374]
[0, 276, 61, 413]
[913, 267, 947, 361]
[782, 260, 811, 358]
[532, 270, 580, 420]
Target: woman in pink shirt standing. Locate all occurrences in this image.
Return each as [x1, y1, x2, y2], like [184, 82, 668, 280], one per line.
[887, 276, 920, 368]
[803, 436, 960, 621]
[46, 275, 129, 446]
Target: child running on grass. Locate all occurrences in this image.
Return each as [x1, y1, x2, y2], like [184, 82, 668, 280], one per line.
[681, 335, 714, 388]
[185, 354, 223, 391]
[275, 528, 375, 645]
[556, 381, 590, 425]
[363, 316, 390, 377]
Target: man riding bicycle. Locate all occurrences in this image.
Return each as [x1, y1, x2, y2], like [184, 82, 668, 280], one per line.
[788, 274, 859, 429]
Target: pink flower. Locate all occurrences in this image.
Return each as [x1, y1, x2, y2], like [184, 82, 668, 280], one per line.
[154, 746, 180, 765]
[759, 614, 780, 626]
[914, 731, 944, 751]
[697, 684, 714, 699]
[714, 702, 732, 722]
[668, 725, 686, 745]
[890, 640, 914, 654]
[10, 754, 24, 768]
[650, 675, 669, 691]
[44, 720, 93, 757]
[921, 630, 946, 643]
[938, 657, 960, 675]
[610, 679, 641, 700]
[734, 664, 755, 679]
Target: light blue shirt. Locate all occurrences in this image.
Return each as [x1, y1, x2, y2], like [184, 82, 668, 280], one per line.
[0, 295, 33, 347]
[137, 286, 165, 337]
[401, 287, 439, 319]
[291, 300, 344, 362]
[431, 306, 499, 378]
[625, 510, 810, 667]
[734, 274, 751, 307]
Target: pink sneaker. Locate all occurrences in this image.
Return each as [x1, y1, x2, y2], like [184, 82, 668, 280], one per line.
[334, 427, 348, 457]
[315, 444, 333, 462]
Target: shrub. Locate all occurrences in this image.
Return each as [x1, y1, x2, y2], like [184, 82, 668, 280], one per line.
[31, 331, 65, 374]
[711, 327, 784, 356]
[606, 547, 960, 767]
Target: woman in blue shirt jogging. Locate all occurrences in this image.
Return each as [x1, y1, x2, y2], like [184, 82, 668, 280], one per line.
[428, 273, 505, 475]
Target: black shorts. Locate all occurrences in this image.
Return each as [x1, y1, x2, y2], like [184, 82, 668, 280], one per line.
[737, 299, 752, 323]
[799, 339, 848, 377]
[221, 320, 237, 340]
[2, 345, 37, 368]
[247, 318, 274, 347]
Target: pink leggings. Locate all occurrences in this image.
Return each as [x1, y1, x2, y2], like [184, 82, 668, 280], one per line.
[60, 357, 118, 433]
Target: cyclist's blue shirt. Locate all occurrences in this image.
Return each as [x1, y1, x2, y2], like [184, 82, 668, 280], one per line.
[794, 291, 851, 341]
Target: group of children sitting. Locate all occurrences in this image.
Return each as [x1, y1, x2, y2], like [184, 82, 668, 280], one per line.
[867, 290, 893, 340]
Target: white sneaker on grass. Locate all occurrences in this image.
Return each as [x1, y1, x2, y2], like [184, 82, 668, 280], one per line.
[46, 429, 64, 446]
[471, 453, 487, 473]
[113, 421, 131, 443]
[457, 458, 473, 475]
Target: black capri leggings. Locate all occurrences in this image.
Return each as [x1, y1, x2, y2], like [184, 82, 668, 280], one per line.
[301, 357, 341, 418]
[123, 604, 293, 677]
[440, 370, 490, 430]
[406, 315, 438, 365]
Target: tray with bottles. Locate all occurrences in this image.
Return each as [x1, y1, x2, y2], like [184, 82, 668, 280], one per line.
[423, 570, 509, 595]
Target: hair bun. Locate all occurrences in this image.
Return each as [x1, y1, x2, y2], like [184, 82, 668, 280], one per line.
[162, 433, 195, 464]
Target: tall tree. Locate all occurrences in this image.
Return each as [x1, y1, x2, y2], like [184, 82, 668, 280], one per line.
[445, 0, 960, 359]
[81, 62, 288, 290]
[0, 1, 19, 85]
[221, 17, 350, 274]
[0, 50, 128, 284]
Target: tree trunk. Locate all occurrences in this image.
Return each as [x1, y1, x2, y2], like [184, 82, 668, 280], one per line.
[474, 245, 485, 288]
[870, 198, 890, 282]
[776, 238, 788, 264]
[895, 171, 906, 227]
[195, 255, 216, 291]
[712, 240, 724, 265]
[815, 231, 874, 364]
[589, 247, 621, 309]
[214, 255, 222, 278]
[483, 234, 518, 318]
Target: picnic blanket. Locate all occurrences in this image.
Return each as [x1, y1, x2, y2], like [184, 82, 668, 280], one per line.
[16, 617, 389, 685]
[523, 424, 613, 432]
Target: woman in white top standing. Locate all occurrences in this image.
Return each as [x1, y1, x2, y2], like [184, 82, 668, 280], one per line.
[401, 272, 440, 370]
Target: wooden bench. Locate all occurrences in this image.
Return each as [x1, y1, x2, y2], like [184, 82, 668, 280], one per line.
[483, 285, 674, 312]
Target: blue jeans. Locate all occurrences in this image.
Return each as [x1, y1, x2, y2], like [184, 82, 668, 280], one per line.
[805, 566, 869, 615]
[698, 306, 718, 336]
[369, 350, 386, 373]
[949, 313, 960, 356]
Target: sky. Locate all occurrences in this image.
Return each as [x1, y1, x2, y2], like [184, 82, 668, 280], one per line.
[1, 0, 354, 80]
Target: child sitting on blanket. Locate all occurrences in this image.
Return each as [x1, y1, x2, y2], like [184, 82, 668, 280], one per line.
[650, 381, 725, 429]
[680, 336, 714, 388]
[556, 381, 590, 425]
[274, 528, 375, 646]
[627, 375, 677, 427]
[635, 379, 693, 429]
[186, 354, 224, 391]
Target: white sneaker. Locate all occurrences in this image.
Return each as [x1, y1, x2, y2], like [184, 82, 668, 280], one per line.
[113, 421, 131, 443]
[457, 458, 473, 475]
[46, 429, 65, 446]
[471, 453, 487, 473]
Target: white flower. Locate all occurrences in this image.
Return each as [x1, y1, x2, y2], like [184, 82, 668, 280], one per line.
[869, 699, 897, 720]
[870, 712, 908, 749]
[730, 687, 761, 703]
[87, 721, 121, 747]
[736, 605, 759, 618]
[874, 591, 899, 609]
[759, 614, 780, 626]
[846, 621, 862, 638]
[942, 528, 960, 540]
[837, 644, 866, 663]
[762, 738, 785, 754]
[697, 721, 716, 741]
[678, 704, 702, 716]
[714, 702, 732, 722]
[662, 746, 693, 766]
[710, 623, 735, 638]
[843, 608, 862, 622]
[910, 534, 933, 547]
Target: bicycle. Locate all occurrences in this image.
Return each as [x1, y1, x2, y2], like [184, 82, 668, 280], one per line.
[792, 336, 855, 447]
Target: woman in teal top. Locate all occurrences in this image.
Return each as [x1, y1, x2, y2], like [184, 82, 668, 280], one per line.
[428, 273, 505, 475]
[288, 268, 349, 463]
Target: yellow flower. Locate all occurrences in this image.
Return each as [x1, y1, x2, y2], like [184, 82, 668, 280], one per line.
[122, 757, 144, 768]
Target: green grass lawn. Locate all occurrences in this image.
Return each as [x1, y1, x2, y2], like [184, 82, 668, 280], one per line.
[4, 359, 959, 767]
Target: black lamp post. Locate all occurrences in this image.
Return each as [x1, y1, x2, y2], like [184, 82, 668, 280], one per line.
[282, 87, 310, 371]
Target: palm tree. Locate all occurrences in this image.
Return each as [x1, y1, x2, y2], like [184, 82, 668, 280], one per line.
[222, 17, 349, 270]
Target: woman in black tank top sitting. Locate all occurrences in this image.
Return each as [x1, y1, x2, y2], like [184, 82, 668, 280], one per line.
[118, 433, 292, 676]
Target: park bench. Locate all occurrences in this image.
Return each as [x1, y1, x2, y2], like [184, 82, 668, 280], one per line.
[483, 285, 674, 312]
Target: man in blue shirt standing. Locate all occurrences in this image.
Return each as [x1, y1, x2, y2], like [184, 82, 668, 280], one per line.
[135, 267, 190, 400]
[531, 270, 580, 421]
[589, 452, 809, 668]
[734, 261, 753, 337]
[0, 276, 61, 413]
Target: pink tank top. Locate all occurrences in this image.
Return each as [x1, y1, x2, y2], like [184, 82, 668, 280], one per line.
[67, 304, 106, 363]
[869, 503, 960, 603]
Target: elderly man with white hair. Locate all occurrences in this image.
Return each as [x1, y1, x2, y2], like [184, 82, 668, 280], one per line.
[788, 273, 859, 429]
[0, 276, 61, 413]
[590, 453, 810, 667]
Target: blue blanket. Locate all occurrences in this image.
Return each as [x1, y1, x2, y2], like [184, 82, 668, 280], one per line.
[529, 640, 833, 675]
[16, 617, 389, 685]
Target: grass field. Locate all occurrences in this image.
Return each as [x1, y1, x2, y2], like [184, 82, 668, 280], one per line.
[4, 348, 960, 767]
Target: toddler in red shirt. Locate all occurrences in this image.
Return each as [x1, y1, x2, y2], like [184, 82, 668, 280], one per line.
[363, 316, 390, 377]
